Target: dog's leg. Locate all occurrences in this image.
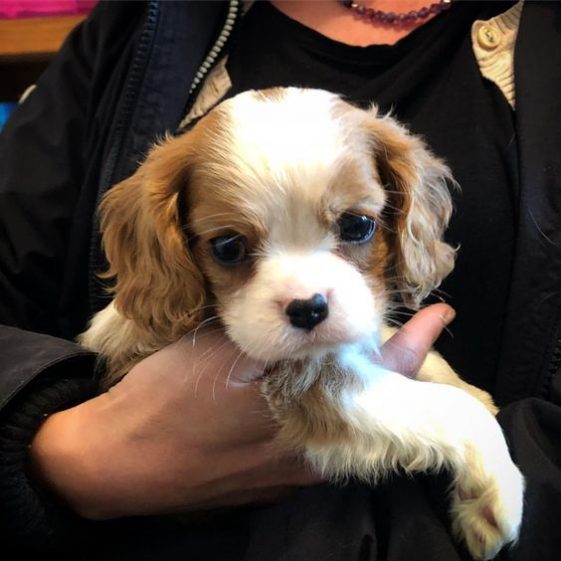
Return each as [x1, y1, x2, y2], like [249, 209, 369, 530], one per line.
[78, 302, 158, 383]
[305, 363, 524, 561]
[416, 350, 499, 415]
[381, 324, 498, 414]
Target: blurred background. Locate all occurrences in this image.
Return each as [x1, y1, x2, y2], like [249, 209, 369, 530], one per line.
[0, 0, 97, 131]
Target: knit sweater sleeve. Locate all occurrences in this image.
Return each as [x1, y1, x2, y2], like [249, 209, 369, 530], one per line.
[0, 325, 99, 550]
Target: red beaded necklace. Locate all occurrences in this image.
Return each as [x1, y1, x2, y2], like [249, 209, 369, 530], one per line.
[338, 0, 453, 26]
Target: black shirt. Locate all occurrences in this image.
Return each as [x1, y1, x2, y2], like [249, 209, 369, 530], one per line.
[226, 0, 518, 391]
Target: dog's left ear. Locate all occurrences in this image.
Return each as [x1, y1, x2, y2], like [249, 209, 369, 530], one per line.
[366, 108, 456, 308]
[99, 133, 206, 340]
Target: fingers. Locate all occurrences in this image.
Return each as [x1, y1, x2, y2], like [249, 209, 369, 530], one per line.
[379, 303, 455, 377]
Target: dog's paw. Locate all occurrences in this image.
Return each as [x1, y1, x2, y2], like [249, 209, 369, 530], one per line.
[451, 460, 524, 560]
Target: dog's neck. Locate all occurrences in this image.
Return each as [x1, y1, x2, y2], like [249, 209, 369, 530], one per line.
[261, 337, 382, 448]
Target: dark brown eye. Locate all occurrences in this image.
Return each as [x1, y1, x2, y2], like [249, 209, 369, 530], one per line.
[210, 234, 247, 266]
[337, 212, 376, 244]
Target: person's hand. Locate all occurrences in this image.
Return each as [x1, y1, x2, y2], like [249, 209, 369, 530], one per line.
[378, 302, 456, 377]
[30, 327, 319, 519]
[30, 303, 454, 520]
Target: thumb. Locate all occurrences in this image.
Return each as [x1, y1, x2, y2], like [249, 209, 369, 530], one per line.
[378, 304, 455, 377]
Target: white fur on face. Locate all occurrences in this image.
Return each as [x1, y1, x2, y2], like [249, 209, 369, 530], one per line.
[208, 89, 385, 232]
[222, 250, 384, 362]
[205, 90, 388, 362]
[227, 89, 359, 186]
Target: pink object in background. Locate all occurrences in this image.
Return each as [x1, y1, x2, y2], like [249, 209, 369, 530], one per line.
[0, 0, 97, 19]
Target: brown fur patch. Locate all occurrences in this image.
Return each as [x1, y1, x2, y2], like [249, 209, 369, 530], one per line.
[254, 87, 289, 103]
[365, 113, 456, 307]
[262, 358, 361, 449]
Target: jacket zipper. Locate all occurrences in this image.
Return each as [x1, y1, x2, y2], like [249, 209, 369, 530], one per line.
[99, 0, 160, 190]
[187, 0, 240, 98]
[88, 0, 161, 314]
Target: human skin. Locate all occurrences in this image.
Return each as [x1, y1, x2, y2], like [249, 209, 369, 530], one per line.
[30, 303, 455, 520]
[271, 0, 447, 46]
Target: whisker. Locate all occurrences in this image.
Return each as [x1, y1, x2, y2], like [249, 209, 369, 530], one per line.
[192, 338, 232, 398]
[190, 315, 221, 347]
[224, 349, 245, 390]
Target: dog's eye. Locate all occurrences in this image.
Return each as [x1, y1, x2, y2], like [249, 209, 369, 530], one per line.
[337, 213, 376, 244]
[210, 234, 247, 266]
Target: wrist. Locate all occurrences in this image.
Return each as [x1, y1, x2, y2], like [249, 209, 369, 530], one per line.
[30, 389, 185, 520]
[29, 396, 119, 520]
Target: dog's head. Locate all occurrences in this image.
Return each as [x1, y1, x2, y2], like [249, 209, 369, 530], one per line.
[100, 88, 454, 362]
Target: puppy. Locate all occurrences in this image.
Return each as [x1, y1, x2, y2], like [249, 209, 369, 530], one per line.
[80, 88, 524, 560]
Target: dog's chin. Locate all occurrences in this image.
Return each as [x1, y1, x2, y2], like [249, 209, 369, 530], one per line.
[227, 321, 381, 364]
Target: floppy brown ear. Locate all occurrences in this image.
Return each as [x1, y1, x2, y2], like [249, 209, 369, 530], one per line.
[366, 108, 456, 308]
[99, 133, 206, 339]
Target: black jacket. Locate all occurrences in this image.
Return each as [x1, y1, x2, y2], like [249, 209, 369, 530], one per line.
[0, 1, 561, 559]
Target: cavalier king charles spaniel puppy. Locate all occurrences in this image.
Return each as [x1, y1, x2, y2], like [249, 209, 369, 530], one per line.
[80, 88, 524, 560]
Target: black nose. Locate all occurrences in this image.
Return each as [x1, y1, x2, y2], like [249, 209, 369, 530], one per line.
[285, 293, 329, 331]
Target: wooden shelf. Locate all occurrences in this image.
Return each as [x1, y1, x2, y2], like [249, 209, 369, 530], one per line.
[0, 15, 85, 62]
[0, 15, 86, 100]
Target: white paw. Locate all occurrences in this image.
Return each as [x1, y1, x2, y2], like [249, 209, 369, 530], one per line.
[451, 460, 524, 560]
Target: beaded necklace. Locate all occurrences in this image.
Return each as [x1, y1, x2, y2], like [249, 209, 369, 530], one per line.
[338, 0, 453, 26]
